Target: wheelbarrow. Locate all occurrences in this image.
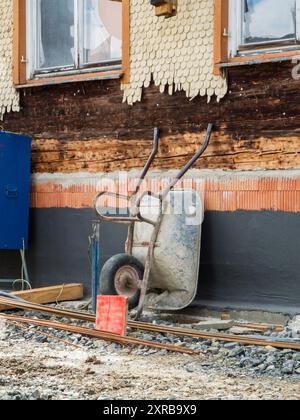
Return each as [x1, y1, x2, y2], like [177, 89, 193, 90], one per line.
[94, 123, 213, 319]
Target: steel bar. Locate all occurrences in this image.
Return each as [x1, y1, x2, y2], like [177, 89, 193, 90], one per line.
[6, 319, 82, 349]
[132, 127, 159, 197]
[0, 313, 196, 355]
[161, 123, 213, 200]
[0, 295, 283, 333]
[0, 297, 292, 350]
[0, 297, 94, 321]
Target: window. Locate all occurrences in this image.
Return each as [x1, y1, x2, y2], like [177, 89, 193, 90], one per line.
[13, 0, 130, 86]
[214, 0, 300, 74]
[27, 0, 122, 79]
[229, 0, 300, 57]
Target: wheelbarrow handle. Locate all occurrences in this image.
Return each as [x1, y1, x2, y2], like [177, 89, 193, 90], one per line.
[94, 191, 138, 224]
[131, 127, 160, 197]
[161, 123, 213, 199]
[132, 190, 162, 226]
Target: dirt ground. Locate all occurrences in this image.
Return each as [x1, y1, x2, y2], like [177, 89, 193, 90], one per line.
[0, 323, 300, 400]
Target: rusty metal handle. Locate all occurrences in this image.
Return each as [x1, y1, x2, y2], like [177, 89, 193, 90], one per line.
[131, 127, 159, 197]
[133, 190, 162, 226]
[94, 191, 138, 224]
[161, 123, 213, 199]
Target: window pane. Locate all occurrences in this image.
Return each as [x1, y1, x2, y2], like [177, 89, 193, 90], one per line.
[242, 0, 296, 44]
[82, 0, 122, 65]
[37, 0, 75, 69]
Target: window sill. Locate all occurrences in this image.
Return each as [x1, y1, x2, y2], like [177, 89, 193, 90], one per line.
[14, 68, 124, 89]
[218, 49, 300, 69]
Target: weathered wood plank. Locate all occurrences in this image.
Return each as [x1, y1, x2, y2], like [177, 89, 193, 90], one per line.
[28, 134, 300, 172]
[3, 62, 300, 172]
[0, 284, 84, 311]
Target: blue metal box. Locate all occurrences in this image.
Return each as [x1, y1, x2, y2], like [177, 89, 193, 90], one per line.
[0, 132, 32, 250]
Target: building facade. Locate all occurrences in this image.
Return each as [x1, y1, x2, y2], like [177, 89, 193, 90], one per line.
[1, 0, 300, 313]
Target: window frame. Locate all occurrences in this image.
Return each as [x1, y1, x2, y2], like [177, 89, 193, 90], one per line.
[13, 0, 130, 87]
[214, 0, 300, 75]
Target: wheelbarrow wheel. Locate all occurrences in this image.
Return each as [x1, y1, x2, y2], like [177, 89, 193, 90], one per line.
[99, 253, 144, 310]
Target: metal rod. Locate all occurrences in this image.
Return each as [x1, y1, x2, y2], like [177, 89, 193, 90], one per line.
[1, 313, 196, 355]
[91, 221, 101, 313]
[161, 123, 213, 199]
[0, 297, 291, 351]
[132, 127, 159, 197]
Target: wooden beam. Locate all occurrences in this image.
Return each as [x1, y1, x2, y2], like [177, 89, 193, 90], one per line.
[213, 0, 229, 75]
[121, 0, 130, 84]
[12, 0, 27, 85]
[0, 284, 84, 311]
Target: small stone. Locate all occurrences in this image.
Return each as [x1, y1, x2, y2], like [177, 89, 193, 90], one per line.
[295, 368, 300, 375]
[85, 368, 95, 375]
[250, 358, 261, 367]
[31, 390, 42, 400]
[224, 342, 237, 349]
[207, 347, 219, 355]
[36, 336, 47, 343]
[265, 346, 277, 352]
[266, 365, 276, 372]
[228, 348, 245, 358]
[282, 362, 295, 375]
[85, 356, 102, 365]
[240, 357, 251, 367]
[257, 363, 267, 372]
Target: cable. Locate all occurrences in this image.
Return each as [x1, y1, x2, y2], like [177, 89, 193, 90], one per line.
[11, 240, 32, 292]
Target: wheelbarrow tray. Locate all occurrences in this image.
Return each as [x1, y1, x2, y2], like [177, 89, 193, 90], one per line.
[131, 189, 204, 311]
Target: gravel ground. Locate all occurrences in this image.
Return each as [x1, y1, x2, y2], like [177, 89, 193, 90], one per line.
[0, 311, 300, 400]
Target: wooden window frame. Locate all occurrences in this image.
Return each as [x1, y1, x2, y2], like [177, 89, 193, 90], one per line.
[213, 0, 300, 75]
[13, 0, 130, 87]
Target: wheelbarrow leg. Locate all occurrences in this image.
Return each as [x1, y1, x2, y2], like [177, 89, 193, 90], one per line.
[134, 215, 163, 320]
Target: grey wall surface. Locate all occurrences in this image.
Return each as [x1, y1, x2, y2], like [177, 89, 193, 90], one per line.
[0, 209, 299, 314]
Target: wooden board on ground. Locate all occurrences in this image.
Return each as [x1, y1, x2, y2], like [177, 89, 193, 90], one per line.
[0, 284, 83, 311]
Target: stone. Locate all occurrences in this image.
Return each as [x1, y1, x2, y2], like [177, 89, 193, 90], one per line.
[282, 362, 295, 375]
[31, 390, 42, 400]
[36, 336, 47, 343]
[239, 357, 251, 367]
[193, 320, 234, 331]
[293, 353, 300, 362]
[257, 363, 267, 372]
[224, 342, 238, 349]
[228, 348, 245, 358]
[85, 356, 102, 365]
[265, 346, 277, 352]
[250, 358, 261, 367]
[207, 347, 219, 355]
[229, 326, 263, 335]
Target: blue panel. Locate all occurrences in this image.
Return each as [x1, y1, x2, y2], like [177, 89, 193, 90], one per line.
[0, 132, 32, 250]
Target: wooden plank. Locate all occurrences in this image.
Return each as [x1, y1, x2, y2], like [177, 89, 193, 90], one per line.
[213, 0, 229, 75]
[12, 0, 27, 85]
[28, 133, 300, 173]
[0, 284, 84, 311]
[121, 0, 130, 84]
[12, 0, 20, 85]
[4, 62, 300, 173]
